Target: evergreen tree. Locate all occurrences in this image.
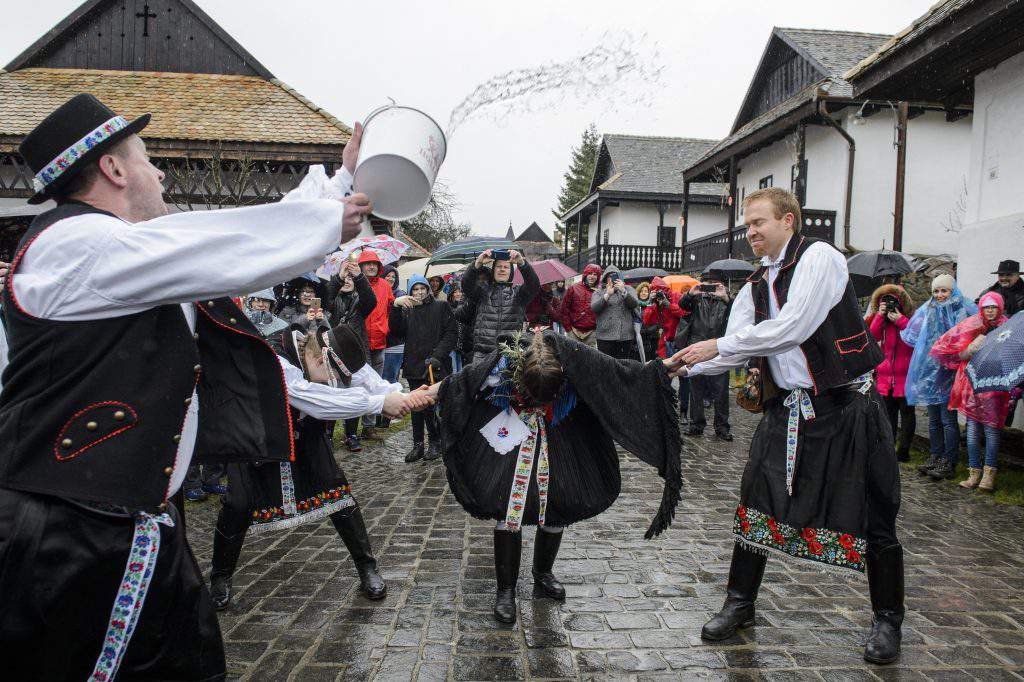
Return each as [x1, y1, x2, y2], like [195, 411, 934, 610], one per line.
[552, 125, 600, 251]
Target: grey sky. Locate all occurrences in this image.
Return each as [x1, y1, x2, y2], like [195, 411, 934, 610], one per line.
[4, 1, 934, 238]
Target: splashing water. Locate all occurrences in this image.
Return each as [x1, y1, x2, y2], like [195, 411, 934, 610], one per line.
[446, 32, 664, 137]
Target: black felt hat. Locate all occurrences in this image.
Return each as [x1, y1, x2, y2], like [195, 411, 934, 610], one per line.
[992, 260, 1021, 275]
[19, 93, 150, 204]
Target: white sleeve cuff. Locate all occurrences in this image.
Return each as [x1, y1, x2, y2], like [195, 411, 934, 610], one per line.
[367, 394, 386, 415]
[330, 166, 355, 199]
[717, 335, 739, 356]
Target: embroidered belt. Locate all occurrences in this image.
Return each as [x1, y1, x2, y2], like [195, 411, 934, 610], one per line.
[90, 511, 173, 682]
[780, 372, 874, 497]
[280, 462, 298, 516]
[503, 408, 549, 531]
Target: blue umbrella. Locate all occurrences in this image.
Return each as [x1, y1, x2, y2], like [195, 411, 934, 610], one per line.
[966, 311, 1024, 393]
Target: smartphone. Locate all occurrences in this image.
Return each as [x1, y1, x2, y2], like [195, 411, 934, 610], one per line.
[608, 272, 621, 282]
[311, 297, 321, 311]
[698, 284, 716, 293]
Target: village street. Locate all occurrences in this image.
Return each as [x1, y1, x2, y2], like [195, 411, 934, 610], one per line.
[186, 412, 1024, 681]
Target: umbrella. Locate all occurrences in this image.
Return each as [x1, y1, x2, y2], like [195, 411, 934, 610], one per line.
[512, 259, 578, 286]
[704, 258, 756, 280]
[398, 258, 465, 289]
[621, 267, 668, 281]
[663, 274, 699, 294]
[428, 236, 518, 266]
[847, 249, 915, 297]
[317, 235, 409, 278]
[966, 312, 1024, 394]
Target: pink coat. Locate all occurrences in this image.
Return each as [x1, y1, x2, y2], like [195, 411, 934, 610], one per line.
[867, 312, 913, 398]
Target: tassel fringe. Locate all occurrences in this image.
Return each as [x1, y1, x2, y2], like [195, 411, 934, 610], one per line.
[733, 535, 865, 579]
[644, 360, 683, 540]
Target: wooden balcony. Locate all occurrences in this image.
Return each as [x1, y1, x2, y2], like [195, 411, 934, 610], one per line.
[563, 244, 687, 273]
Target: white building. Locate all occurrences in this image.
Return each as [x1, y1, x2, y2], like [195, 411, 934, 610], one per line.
[683, 27, 973, 274]
[847, 0, 1024, 304]
[559, 135, 726, 273]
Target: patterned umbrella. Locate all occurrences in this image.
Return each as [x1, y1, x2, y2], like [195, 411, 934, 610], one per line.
[317, 235, 409, 278]
[966, 311, 1024, 394]
[428, 237, 518, 266]
[512, 259, 578, 285]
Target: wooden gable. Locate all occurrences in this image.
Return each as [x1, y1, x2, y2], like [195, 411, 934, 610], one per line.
[588, 139, 615, 193]
[5, 0, 273, 79]
[730, 31, 823, 134]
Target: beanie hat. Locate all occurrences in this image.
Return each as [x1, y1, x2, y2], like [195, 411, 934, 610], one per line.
[931, 273, 955, 292]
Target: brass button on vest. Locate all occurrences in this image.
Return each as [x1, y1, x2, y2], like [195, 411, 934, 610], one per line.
[172, 434, 181, 444]
[163, 466, 173, 476]
[61, 438, 72, 447]
[193, 333, 200, 341]
[158, 502, 168, 511]
[207, 301, 215, 308]
[184, 397, 192, 406]
[86, 421, 98, 431]
[113, 411, 126, 421]
[193, 364, 202, 373]
[229, 317, 237, 324]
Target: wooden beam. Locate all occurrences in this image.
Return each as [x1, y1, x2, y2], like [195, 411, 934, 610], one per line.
[893, 102, 909, 251]
[727, 156, 738, 257]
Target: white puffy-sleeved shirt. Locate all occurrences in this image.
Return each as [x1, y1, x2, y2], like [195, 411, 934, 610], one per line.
[8, 165, 354, 496]
[688, 237, 849, 390]
[277, 355, 402, 420]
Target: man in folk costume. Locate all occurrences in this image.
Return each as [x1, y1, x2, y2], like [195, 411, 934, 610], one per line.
[422, 330, 682, 624]
[209, 322, 424, 609]
[673, 187, 903, 665]
[0, 94, 375, 679]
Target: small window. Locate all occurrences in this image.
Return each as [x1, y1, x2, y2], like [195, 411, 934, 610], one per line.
[759, 175, 773, 189]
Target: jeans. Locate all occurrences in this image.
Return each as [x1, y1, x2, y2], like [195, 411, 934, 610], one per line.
[450, 351, 463, 373]
[966, 419, 1001, 468]
[383, 348, 404, 383]
[363, 349, 385, 429]
[881, 395, 916, 457]
[926, 404, 960, 464]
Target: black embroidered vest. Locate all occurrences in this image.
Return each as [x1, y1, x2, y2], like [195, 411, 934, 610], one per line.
[0, 202, 292, 511]
[747, 235, 882, 395]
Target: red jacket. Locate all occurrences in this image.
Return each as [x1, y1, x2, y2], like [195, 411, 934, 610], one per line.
[561, 264, 602, 332]
[364, 275, 394, 350]
[642, 278, 685, 358]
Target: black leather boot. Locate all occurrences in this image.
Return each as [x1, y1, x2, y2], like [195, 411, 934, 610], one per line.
[493, 529, 522, 624]
[917, 454, 939, 476]
[532, 527, 566, 601]
[864, 544, 904, 665]
[423, 440, 441, 461]
[332, 506, 387, 600]
[701, 544, 767, 641]
[210, 516, 247, 611]
[405, 442, 425, 463]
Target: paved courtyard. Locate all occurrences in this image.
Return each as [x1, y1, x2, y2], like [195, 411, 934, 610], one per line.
[185, 409, 1024, 681]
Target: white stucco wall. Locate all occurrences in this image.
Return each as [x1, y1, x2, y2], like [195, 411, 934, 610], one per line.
[732, 110, 970, 256]
[583, 200, 724, 248]
[957, 50, 1024, 302]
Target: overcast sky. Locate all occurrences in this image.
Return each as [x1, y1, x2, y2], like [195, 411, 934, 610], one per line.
[4, 1, 935, 238]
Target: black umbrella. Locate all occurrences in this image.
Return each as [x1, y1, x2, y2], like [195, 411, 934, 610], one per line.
[621, 267, 668, 281]
[704, 258, 756, 280]
[847, 249, 915, 297]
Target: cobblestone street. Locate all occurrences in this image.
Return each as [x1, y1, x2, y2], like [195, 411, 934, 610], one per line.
[186, 409, 1024, 681]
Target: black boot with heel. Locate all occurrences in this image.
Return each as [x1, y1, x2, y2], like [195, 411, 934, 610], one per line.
[701, 544, 768, 640]
[332, 506, 387, 600]
[864, 544, 904, 665]
[532, 527, 566, 601]
[493, 529, 522, 624]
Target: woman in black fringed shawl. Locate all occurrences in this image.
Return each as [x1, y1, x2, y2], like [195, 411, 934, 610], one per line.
[422, 330, 682, 624]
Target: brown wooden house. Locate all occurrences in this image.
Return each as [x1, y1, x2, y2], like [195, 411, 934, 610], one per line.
[0, 0, 361, 259]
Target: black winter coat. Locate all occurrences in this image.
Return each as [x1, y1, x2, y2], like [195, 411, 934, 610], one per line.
[982, 279, 1024, 317]
[676, 290, 731, 347]
[461, 262, 540, 357]
[451, 300, 477, 359]
[326, 274, 376, 359]
[389, 297, 458, 381]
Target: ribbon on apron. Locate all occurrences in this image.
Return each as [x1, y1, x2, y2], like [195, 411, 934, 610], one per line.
[502, 408, 549, 532]
[782, 388, 815, 497]
[90, 511, 174, 682]
[280, 462, 298, 516]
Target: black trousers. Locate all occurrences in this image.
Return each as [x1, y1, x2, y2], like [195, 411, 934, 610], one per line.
[0, 488, 225, 680]
[689, 373, 731, 434]
[881, 394, 916, 456]
[408, 377, 439, 444]
[597, 339, 637, 361]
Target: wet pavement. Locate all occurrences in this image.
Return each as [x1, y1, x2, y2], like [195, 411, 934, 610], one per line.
[185, 408, 1024, 681]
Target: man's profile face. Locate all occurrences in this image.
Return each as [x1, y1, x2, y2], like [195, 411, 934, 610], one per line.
[494, 261, 512, 283]
[744, 198, 793, 259]
[120, 136, 168, 221]
[998, 273, 1020, 288]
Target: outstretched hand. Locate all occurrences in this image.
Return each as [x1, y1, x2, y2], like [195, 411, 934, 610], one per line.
[381, 392, 410, 419]
[674, 338, 719, 367]
[405, 384, 437, 411]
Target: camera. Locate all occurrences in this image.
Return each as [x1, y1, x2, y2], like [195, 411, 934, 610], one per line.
[697, 283, 717, 293]
[653, 290, 667, 304]
[490, 249, 511, 261]
[879, 294, 902, 314]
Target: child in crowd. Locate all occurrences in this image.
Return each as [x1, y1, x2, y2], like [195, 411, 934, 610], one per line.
[902, 274, 976, 479]
[866, 284, 916, 461]
[930, 291, 1010, 491]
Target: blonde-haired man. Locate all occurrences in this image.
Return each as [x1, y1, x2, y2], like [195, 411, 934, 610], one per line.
[670, 188, 905, 665]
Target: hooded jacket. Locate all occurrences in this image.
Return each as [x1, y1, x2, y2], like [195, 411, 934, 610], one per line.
[358, 253, 394, 351]
[390, 274, 458, 381]
[590, 264, 639, 342]
[901, 286, 976, 406]
[561, 263, 602, 332]
[461, 260, 540, 357]
[642, 277, 685, 358]
[865, 284, 915, 398]
[382, 264, 407, 348]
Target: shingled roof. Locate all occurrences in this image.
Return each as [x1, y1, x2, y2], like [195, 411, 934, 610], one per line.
[593, 135, 724, 198]
[778, 27, 892, 84]
[0, 68, 350, 151]
[516, 222, 552, 243]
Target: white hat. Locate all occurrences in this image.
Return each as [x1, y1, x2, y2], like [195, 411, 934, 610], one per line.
[931, 274, 954, 292]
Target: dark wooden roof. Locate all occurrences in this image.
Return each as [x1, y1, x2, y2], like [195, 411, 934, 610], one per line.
[516, 222, 552, 243]
[845, 0, 1024, 104]
[590, 134, 724, 198]
[6, 0, 275, 79]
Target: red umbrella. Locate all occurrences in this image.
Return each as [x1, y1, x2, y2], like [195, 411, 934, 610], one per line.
[513, 259, 578, 286]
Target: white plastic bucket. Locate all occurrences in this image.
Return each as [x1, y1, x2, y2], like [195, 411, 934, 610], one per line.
[353, 104, 447, 221]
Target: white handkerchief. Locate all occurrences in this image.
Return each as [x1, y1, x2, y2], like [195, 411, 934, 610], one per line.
[480, 408, 531, 455]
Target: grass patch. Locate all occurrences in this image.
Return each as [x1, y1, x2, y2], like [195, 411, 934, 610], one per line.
[903, 443, 1024, 506]
[331, 414, 411, 450]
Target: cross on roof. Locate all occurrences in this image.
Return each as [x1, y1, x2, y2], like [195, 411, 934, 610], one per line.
[136, 3, 157, 37]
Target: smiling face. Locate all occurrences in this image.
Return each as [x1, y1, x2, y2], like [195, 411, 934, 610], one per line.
[360, 262, 379, 279]
[744, 197, 795, 260]
[450, 288, 463, 303]
[384, 270, 398, 288]
[411, 283, 430, 302]
[998, 272, 1021, 288]
[584, 273, 599, 287]
[493, 261, 512, 283]
[982, 305, 999, 322]
[932, 286, 952, 303]
[340, 276, 355, 293]
[299, 287, 315, 305]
